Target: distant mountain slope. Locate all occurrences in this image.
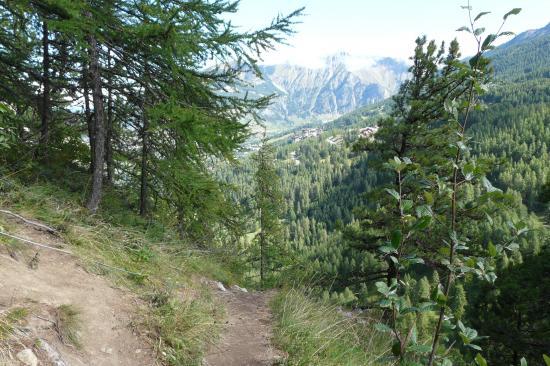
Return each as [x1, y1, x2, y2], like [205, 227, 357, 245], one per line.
[247, 54, 408, 130]
[489, 22, 550, 80]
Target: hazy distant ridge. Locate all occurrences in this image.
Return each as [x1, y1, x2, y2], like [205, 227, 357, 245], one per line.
[244, 53, 408, 128]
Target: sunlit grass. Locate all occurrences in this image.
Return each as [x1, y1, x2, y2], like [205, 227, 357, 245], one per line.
[272, 288, 391, 366]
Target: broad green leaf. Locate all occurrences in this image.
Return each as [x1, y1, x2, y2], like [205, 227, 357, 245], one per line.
[379, 299, 392, 308]
[475, 353, 488, 366]
[431, 285, 447, 306]
[407, 344, 431, 353]
[379, 245, 397, 254]
[456, 26, 471, 32]
[520, 357, 527, 366]
[418, 301, 435, 311]
[485, 212, 494, 225]
[410, 325, 417, 344]
[391, 230, 402, 248]
[474, 27, 485, 36]
[402, 199, 413, 212]
[507, 243, 520, 251]
[407, 257, 425, 265]
[415, 205, 433, 218]
[415, 216, 431, 230]
[482, 34, 498, 51]
[385, 188, 400, 201]
[488, 242, 497, 257]
[375, 281, 389, 295]
[481, 177, 501, 193]
[474, 11, 491, 21]
[457, 320, 466, 333]
[543, 354, 550, 366]
[503, 8, 521, 20]
[424, 191, 434, 205]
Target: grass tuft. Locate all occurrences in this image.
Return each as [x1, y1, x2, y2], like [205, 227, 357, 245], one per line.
[272, 288, 390, 366]
[145, 285, 224, 365]
[56, 304, 82, 348]
[0, 307, 29, 362]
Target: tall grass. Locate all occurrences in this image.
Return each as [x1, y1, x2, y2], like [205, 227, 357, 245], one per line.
[272, 288, 391, 366]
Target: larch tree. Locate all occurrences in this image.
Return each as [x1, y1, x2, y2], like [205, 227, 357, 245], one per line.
[253, 138, 284, 288]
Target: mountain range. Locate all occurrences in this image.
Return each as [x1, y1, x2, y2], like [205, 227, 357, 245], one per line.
[249, 22, 550, 132]
[245, 53, 408, 130]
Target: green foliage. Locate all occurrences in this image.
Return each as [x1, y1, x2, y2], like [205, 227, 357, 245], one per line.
[349, 6, 528, 365]
[0, 0, 303, 240]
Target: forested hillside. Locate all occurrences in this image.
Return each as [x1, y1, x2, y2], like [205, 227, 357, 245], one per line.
[222, 17, 550, 366]
[470, 22, 550, 210]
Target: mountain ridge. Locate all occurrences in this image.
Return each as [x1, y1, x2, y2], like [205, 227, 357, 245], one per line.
[247, 54, 408, 130]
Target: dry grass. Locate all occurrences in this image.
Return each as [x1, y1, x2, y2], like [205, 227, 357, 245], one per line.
[272, 288, 391, 366]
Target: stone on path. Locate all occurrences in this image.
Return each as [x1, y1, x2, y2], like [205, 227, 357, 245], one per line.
[16, 349, 38, 366]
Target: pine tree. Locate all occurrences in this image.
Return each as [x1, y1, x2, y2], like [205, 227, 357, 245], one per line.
[431, 271, 440, 290]
[451, 284, 467, 320]
[253, 138, 284, 288]
[416, 277, 431, 302]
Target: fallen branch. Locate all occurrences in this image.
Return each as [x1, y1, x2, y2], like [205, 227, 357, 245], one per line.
[89, 260, 144, 277]
[0, 230, 144, 277]
[0, 231, 71, 254]
[0, 209, 60, 236]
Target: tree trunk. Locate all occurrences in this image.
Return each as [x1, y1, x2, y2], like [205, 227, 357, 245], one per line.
[259, 207, 265, 289]
[139, 63, 150, 217]
[39, 21, 50, 156]
[83, 67, 94, 173]
[139, 108, 149, 216]
[105, 47, 114, 184]
[86, 33, 105, 212]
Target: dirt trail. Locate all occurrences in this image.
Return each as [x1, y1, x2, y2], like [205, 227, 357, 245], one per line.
[0, 216, 156, 365]
[203, 288, 284, 366]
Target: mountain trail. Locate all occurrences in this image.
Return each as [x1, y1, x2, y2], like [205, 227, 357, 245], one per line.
[0, 214, 156, 365]
[203, 286, 285, 366]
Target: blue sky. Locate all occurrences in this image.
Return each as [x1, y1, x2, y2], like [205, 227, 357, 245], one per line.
[229, 0, 550, 67]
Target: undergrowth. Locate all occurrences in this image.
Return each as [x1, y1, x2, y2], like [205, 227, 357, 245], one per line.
[0, 175, 241, 365]
[271, 288, 390, 366]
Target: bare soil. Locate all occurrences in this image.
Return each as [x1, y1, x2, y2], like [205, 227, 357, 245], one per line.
[0, 217, 157, 365]
[203, 288, 285, 366]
